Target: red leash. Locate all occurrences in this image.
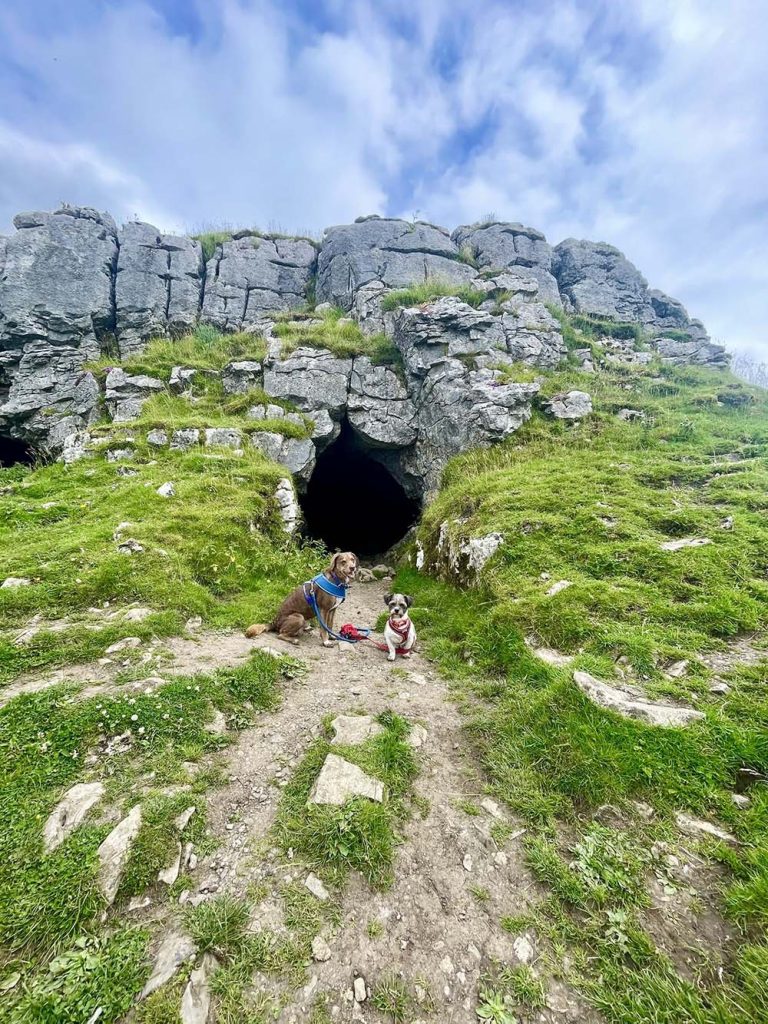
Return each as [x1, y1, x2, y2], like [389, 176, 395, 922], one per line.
[339, 618, 412, 656]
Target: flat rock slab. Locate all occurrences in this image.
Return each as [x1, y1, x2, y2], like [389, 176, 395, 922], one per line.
[97, 803, 143, 904]
[531, 646, 574, 667]
[43, 781, 104, 852]
[573, 671, 704, 728]
[660, 537, 712, 552]
[309, 754, 384, 805]
[181, 952, 217, 1024]
[675, 812, 738, 846]
[330, 715, 384, 745]
[141, 930, 197, 999]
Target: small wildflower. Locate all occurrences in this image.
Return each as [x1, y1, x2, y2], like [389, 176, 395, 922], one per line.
[130, 714, 138, 722]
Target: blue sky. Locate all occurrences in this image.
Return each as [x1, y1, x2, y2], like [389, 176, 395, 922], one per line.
[1, 0, 766, 355]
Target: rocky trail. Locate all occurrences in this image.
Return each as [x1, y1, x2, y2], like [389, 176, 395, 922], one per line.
[111, 579, 592, 1023]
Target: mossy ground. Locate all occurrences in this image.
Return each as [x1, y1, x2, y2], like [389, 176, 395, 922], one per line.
[391, 346, 768, 1022]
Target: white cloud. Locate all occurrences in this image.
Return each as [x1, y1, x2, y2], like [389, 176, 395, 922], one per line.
[0, 0, 765, 355]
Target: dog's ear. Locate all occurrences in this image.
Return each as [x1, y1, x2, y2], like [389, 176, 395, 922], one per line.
[383, 593, 393, 606]
[329, 551, 342, 573]
[404, 595, 413, 607]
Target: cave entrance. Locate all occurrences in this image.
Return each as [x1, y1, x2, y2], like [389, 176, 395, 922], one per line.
[300, 421, 420, 557]
[0, 434, 35, 468]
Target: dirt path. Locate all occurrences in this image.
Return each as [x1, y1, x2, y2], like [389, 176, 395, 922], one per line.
[169, 580, 594, 1024]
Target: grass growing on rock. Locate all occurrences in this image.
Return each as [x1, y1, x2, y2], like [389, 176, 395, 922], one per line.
[273, 711, 418, 888]
[380, 279, 485, 311]
[91, 324, 267, 378]
[393, 353, 768, 1022]
[273, 306, 401, 366]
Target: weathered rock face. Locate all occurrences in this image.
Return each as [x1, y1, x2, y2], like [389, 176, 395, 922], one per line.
[452, 221, 561, 305]
[0, 207, 116, 443]
[316, 216, 477, 312]
[0, 203, 726, 468]
[552, 238, 717, 355]
[202, 233, 316, 331]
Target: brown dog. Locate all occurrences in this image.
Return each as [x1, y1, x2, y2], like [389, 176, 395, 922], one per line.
[245, 552, 359, 647]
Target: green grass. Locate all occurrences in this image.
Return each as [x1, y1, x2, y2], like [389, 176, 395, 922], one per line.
[2, 928, 150, 1024]
[370, 973, 415, 1022]
[380, 280, 485, 311]
[391, 353, 768, 1023]
[90, 324, 267, 378]
[184, 893, 250, 958]
[272, 306, 401, 366]
[273, 710, 418, 888]
[192, 230, 235, 262]
[0, 653, 286, 960]
[0, 445, 322, 681]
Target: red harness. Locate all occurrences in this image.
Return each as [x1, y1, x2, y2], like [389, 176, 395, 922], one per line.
[338, 616, 413, 655]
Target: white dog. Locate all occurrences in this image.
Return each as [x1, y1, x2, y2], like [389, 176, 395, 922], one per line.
[383, 592, 416, 661]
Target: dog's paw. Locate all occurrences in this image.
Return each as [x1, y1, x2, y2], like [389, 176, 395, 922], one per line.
[387, 653, 396, 661]
[323, 639, 334, 648]
[402, 651, 412, 658]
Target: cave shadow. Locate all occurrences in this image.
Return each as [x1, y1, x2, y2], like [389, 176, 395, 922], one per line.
[0, 434, 35, 469]
[299, 421, 420, 558]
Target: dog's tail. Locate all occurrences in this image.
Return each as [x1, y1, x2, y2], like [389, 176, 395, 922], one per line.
[245, 623, 272, 638]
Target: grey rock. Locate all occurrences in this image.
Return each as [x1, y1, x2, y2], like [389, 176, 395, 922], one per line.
[221, 360, 262, 395]
[501, 301, 566, 367]
[353, 976, 367, 1002]
[348, 356, 417, 448]
[105, 447, 134, 463]
[105, 636, 142, 653]
[169, 366, 199, 393]
[116, 221, 203, 357]
[250, 432, 315, 482]
[157, 481, 175, 497]
[105, 368, 164, 422]
[308, 754, 384, 805]
[180, 953, 217, 1024]
[263, 347, 352, 414]
[652, 336, 728, 368]
[395, 297, 506, 377]
[204, 428, 242, 449]
[43, 781, 105, 852]
[147, 428, 168, 447]
[542, 390, 592, 420]
[97, 804, 143, 904]
[158, 842, 183, 886]
[675, 813, 738, 845]
[171, 428, 200, 450]
[304, 873, 330, 901]
[408, 724, 428, 748]
[573, 671, 704, 727]
[530, 645, 574, 667]
[0, 207, 116, 445]
[140, 930, 197, 999]
[316, 216, 476, 310]
[205, 710, 227, 735]
[311, 935, 332, 962]
[1, 576, 31, 588]
[452, 221, 561, 304]
[331, 715, 384, 745]
[617, 408, 645, 422]
[274, 477, 299, 534]
[202, 233, 316, 330]
[660, 537, 712, 552]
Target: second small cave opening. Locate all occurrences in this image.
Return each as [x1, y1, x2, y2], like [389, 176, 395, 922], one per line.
[299, 421, 420, 558]
[0, 434, 35, 468]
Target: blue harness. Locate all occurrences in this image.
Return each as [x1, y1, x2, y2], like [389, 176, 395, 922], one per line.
[303, 573, 371, 643]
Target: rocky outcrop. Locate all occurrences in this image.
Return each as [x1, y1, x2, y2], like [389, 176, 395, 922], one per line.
[0, 204, 726, 463]
[0, 207, 115, 444]
[201, 233, 316, 331]
[452, 221, 561, 305]
[316, 216, 476, 312]
[552, 238, 714, 349]
[116, 222, 204, 358]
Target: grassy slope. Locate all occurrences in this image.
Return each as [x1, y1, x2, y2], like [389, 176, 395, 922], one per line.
[395, 352, 768, 1022]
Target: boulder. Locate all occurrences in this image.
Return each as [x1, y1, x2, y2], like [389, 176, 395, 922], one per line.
[204, 428, 242, 449]
[330, 715, 384, 745]
[274, 477, 299, 534]
[250, 432, 315, 482]
[171, 428, 200, 450]
[263, 347, 352, 414]
[308, 754, 384, 805]
[500, 301, 566, 367]
[316, 216, 476, 310]
[221, 360, 262, 395]
[573, 671, 704, 727]
[97, 803, 143, 904]
[201, 233, 316, 330]
[541, 390, 592, 420]
[147, 428, 168, 447]
[652, 336, 728, 368]
[180, 953, 217, 1024]
[140, 930, 197, 999]
[348, 357, 417, 448]
[452, 221, 561, 304]
[115, 221, 203, 357]
[394, 297, 507, 377]
[169, 366, 199, 393]
[105, 368, 164, 422]
[43, 781, 105, 851]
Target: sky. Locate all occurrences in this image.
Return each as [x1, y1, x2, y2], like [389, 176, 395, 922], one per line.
[0, 0, 766, 356]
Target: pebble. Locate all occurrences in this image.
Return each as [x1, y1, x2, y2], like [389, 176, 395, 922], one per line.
[462, 853, 472, 871]
[353, 977, 367, 1002]
[312, 936, 332, 962]
[305, 873, 330, 901]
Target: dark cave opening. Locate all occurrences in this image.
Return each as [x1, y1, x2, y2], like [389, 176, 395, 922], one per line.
[300, 421, 420, 557]
[0, 434, 35, 468]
